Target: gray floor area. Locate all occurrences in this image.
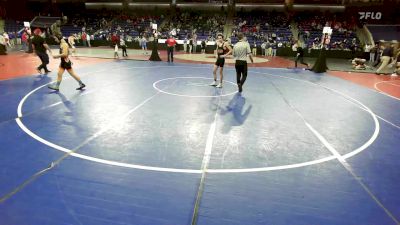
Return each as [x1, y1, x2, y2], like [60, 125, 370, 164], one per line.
[6, 44, 393, 74]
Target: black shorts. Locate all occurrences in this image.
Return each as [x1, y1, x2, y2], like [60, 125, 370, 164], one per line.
[60, 59, 72, 69]
[215, 58, 225, 67]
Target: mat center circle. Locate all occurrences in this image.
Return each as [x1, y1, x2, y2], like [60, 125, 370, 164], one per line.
[153, 77, 238, 98]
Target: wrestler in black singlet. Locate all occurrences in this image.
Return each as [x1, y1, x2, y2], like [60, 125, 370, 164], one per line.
[215, 41, 226, 67]
[60, 44, 72, 69]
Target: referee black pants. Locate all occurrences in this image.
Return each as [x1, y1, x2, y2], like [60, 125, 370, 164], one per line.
[235, 60, 248, 86]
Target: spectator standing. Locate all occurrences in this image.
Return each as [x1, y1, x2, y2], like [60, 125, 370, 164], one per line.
[261, 41, 266, 56]
[271, 40, 277, 57]
[193, 33, 198, 53]
[189, 37, 193, 54]
[141, 35, 148, 54]
[201, 39, 206, 54]
[86, 32, 91, 47]
[165, 35, 177, 62]
[294, 42, 309, 68]
[364, 43, 371, 61]
[120, 37, 128, 57]
[81, 32, 87, 47]
[370, 43, 377, 63]
[252, 41, 257, 56]
[183, 36, 188, 53]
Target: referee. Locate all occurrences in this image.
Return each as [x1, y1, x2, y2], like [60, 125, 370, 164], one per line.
[233, 32, 253, 92]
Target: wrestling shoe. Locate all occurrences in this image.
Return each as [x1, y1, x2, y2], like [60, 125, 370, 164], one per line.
[48, 85, 59, 91]
[76, 83, 86, 90]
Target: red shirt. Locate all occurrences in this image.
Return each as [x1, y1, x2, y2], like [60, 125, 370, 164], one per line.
[111, 35, 119, 44]
[166, 38, 177, 47]
[22, 33, 28, 42]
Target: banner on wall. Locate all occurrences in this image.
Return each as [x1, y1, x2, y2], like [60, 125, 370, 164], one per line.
[346, 4, 399, 24]
[358, 12, 382, 20]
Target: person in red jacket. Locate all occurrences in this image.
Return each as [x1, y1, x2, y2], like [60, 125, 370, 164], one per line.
[165, 35, 177, 63]
[21, 31, 28, 51]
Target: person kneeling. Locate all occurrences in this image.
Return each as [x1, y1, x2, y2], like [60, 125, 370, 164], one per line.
[352, 58, 366, 70]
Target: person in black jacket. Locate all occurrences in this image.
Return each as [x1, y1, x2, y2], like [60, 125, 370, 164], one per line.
[32, 28, 52, 74]
[294, 42, 309, 68]
[201, 39, 206, 54]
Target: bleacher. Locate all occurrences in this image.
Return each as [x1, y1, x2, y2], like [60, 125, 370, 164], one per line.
[4, 20, 24, 38]
[161, 12, 225, 41]
[367, 25, 400, 42]
[111, 16, 162, 37]
[231, 12, 291, 46]
[295, 12, 360, 49]
[30, 16, 60, 28]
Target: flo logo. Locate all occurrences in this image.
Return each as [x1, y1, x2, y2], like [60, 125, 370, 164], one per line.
[359, 12, 382, 20]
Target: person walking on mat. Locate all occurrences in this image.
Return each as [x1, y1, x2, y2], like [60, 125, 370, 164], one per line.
[210, 33, 232, 88]
[233, 32, 253, 93]
[48, 37, 86, 91]
[32, 28, 52, 74]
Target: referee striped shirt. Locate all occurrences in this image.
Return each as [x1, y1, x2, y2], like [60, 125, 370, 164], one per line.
[233, 40, 252, 61]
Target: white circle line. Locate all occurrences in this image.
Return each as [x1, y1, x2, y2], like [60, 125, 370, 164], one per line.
[374, 81, 400, 101]
[384, 83, 400, 87]
[16, 66, 379, 173]
[17, 65, 140, 117]
[251, 71, 380, 160]
[153, 77, 238, 98]
[207, 156, 337, 173]
[16, 116, 201, 174]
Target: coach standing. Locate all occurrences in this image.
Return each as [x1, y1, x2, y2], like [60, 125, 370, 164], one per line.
[32, 28, 52, 74]
[233, 32, 253, 92]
